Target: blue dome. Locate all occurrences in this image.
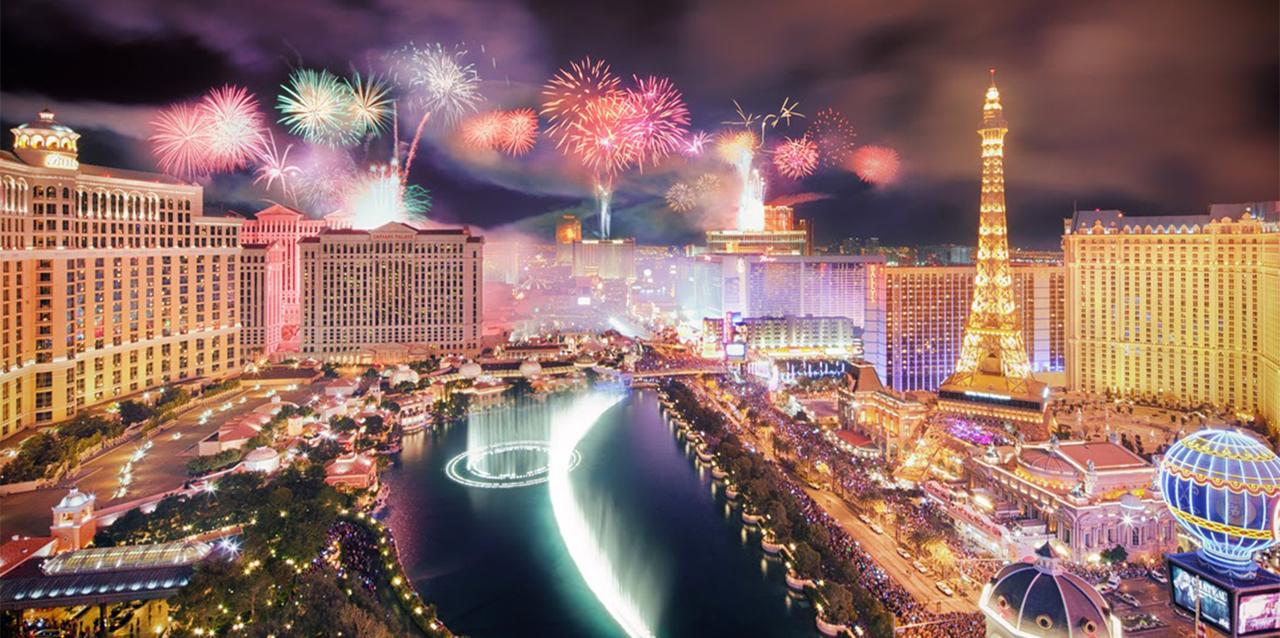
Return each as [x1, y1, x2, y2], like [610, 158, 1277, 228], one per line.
[1159, 429, 1280, 576]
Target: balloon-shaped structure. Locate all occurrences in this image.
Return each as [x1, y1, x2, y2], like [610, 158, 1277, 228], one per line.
[1159, 428, 1280, 578]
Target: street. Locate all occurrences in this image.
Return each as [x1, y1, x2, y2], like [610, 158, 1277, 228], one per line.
[0, 381, 328, 539]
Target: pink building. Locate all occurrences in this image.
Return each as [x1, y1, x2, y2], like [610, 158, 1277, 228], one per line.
[240, 242, 285, 360]
[238, 205, 351, 349]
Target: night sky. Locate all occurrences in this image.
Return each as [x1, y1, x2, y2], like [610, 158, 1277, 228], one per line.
[2, 0, 1276, 248]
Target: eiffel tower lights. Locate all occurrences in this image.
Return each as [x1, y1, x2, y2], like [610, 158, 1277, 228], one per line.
[947, 71, 1034, 394]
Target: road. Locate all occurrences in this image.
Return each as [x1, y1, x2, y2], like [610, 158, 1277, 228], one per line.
[0, 381, 328, 539]
[802, 486, 978, 615]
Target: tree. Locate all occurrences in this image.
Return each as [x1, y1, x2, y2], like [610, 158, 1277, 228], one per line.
[393, 381, 417, 395]
[118, 400, 156, 425]
[817, 581, 858, 625]
[362, 367, 380, 379]
[1101, 544, 1129, 565]
[321, 363, 340, 378]
[363, 415, 387, 437]
[792, 542, 822, 578]
[330, 416, 359, 433]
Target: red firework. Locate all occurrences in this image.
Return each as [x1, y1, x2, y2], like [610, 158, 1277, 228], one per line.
[463, 111, 506, 150]
[500, 109, 539, 156]
[772, 137, 819, 179]
[150, 102, 214, 180]
[542, 58, 622, 148]
[568, 96, 638, 177]
[851, 145, 901, 185]
[807, 107, 856, 167]
[622, 75, 690, 168]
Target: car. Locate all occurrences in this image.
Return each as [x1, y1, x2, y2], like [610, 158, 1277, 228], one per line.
[869, 524, 885, 535]
[913, 561, 929, 574]
[935, 582, 954, 597]
[857, 514, 872, 525]
[896, 548, 912, 560]
[1150, 569, 1169, 584]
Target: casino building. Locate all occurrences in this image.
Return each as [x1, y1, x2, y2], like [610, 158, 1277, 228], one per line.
[0, 110, 241, 439]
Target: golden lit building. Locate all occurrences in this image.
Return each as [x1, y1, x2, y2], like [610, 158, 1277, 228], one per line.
[1063, 203, 1280, 428]
[836, 362, 926, 460]
[555, 215, 581, 265]
[0, 110, 241, 439]
[299, 222, 483, 364]
[884, 265, 1066, 393]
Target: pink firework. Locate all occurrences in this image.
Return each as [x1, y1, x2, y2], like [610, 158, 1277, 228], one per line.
[499, 109, 539, 156]
[807, 108, 856, 167]
[772, 136, 819, 179]
[199, 85, 265, 172]
[150, 102, 214, 180]
[542, 58, 622, 148]
[568, 96, 638, 177]
[851, 145, 901, 185]
[622, 75, 690, 168]
[463, 111, 506, 150]
[682, 131, 710, 156]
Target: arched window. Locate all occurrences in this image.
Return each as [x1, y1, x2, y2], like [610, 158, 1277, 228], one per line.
[62, 187, 70, 199]
[31, 136, 44, 149]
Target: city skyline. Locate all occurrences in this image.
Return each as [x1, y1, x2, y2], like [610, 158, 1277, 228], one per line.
[1, 0, 1275, 247]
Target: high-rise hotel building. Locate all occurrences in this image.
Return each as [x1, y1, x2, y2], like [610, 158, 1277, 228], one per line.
[299, 222, 483, 364]
[1063, 203, 1280, 427]
[0, 110, 241, 438]
[239, 243, 285, 360]
[884, 265, 1066, 393]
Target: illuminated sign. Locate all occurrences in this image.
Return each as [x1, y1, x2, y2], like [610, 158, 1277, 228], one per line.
[576, 296, 591, 306]
[724, 343, 746, 361]
[44, 154, 79, 170]
[1171, 564, 1232, 634]
[1240, 592, 1280, 635]
[963, 390, 1013, 402]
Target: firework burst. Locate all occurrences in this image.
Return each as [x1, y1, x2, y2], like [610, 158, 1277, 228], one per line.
[500, 109, 539, 156]
[772, 136, 819, 179]
[410, 44, 484, 127]
[694, 173, 723, 203]
[542, 58, 622, 148]
[345, 73, 392, 136]
[851, 145, 901, 185]
[683, 131, 710, 156]
[665, 183, 697, 212]
[622, 75, 690, 168]
[568, 96, 638, 178]
[807, 108, 856, 167]
[463, 111, 506, 150]
[716, 129, 759, 166]
[150, 102, 214, 180]
[199, 85, 264, 172]
[252, 131, 301, 199]
[297, 147, 359, 211]
[277, 69, 359, 147]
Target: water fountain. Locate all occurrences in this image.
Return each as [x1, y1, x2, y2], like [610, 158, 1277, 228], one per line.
[445, 397, 581, 489]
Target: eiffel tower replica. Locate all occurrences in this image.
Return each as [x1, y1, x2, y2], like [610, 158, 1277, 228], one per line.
[937, 72, 1048, 431]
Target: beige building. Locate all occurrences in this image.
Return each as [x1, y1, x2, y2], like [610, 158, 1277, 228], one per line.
[884, 265, 1066, 393]
[1, 110, 241, 439]
[299, 222, 483, 364]
[1063, 204, 1280, 427]
[238, 243, 285, 360]
[572, 238, 636, 281]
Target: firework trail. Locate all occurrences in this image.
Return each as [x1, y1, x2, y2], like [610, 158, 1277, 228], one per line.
[542, 58, 622, 148]
[851, 145, 901, 185]
[665, 183, 696, 212]
[345, 73, 392, 136]
[807, 108, 856, 167]
[682, 131, 710, 156]
[277, 69, 359, 147]
[622, 75, 690, 168]
[150, 102, 214, 180]
[199, 85, 265, 172]
[500, 109, 539, 156]
[772, 136, 818, 179]
[252, 131, 302, 202]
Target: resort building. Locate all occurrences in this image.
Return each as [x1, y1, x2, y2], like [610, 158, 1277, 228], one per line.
[835, 362, 926, 461]
[1063, 203, 1280, 429]
[0, 109, 241, 439]
[299, 222, 484, 363]
[572, 238, 636, 281]
[238, 242, 285, 360]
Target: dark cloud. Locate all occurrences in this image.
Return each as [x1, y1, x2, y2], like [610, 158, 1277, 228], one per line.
[1, 0, 1274, 244]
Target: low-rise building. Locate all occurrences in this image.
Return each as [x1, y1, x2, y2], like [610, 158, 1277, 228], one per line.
[325, 452, 378, 490]
[835, 362, 926, 461]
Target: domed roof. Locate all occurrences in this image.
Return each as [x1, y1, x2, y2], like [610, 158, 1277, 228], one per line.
[244, 446, 280, 463]
[1119, 492, 1144, 511]
[56, 488, 93, 510]
[982, 546, 1113, 638]
[1019, 449, 1077, 481]
[388, 365, 420, 387]
[519, 359, 542, 377]
[460, 361, 483, 379]
[574, 353, 596, 366]
[16, 108, 76, 133]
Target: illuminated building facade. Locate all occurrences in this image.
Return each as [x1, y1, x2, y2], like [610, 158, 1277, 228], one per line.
[701, 314, 860, 358]
[572, 239, 636, 281]
[938, 74, 1046, 426]
[884, 265, 1065, 393]
[555, 215, 581, 265]
[705, 204, 811, 255]
[1064, 203, 1280, 429]
[237, 204, 351, 349]
[0, 110, 241, 439]
[954, 437, 1176, 564]
[836, 362, 925, 460]
[299, 223, 483, 363]
[238, 243, 285, 360]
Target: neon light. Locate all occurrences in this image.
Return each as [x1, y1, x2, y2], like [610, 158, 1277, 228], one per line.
[44, 154, 79, 170]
